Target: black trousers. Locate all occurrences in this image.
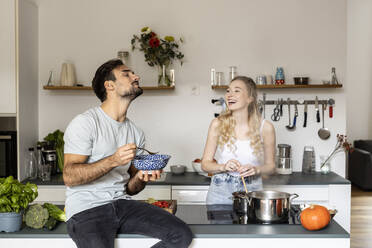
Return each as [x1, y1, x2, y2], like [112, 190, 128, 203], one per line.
[67, 199, 193, 248]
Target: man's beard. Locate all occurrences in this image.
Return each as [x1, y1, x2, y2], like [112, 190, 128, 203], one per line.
[122, 84, 143, 100]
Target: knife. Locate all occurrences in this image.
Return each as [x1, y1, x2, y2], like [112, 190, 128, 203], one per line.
[328, 98, 335, 118]
[315, 96, 320, 123]
[303, 102, 308, 127]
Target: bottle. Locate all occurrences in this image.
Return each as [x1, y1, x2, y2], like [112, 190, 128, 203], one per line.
[275, 67, 285, 84]
[27, 147, 37, 180]
[210, 68, 216, 86]
[117, 51, 129, 65]
[36, 145, 45, 179]
[330, 67, 339, 85]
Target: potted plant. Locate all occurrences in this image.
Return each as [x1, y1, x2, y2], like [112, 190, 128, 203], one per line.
[42, 129, 65, 174]
[0, 176, 38, 232]
[131, 27, 184, 86]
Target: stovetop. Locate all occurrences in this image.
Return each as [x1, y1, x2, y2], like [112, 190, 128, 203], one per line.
[206, 205, 302, 225]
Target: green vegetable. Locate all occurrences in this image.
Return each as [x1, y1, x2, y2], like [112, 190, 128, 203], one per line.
[24, 204, 49, 229]
[44, 216, 57, 230]
[43, 129, 64, 173]
[0, 176, 38, 213]
[43, 203, 66, 222]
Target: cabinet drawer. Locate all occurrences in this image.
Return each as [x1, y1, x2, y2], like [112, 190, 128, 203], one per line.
[263, 185, 329, 203]
[35, 186, 66, 204]
[172, 186, 209, 205]
[131, 185, 171, 200]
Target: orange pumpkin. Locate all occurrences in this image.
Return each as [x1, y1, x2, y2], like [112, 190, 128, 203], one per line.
[300, 205, 331, 231]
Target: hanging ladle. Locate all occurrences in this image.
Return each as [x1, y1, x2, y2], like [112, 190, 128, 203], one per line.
[286, 99, 298, 131]
[318, 103, 331, 140]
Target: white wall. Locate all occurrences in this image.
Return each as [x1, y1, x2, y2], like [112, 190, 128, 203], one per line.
[346, 0, 372, 142]
[37, 0, 347, 176]
[18, 0, 39, 180]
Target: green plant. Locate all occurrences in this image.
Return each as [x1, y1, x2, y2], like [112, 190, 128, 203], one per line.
[0, 176, 38, 213]
[43, 203, 66, 222]
[24, 204, 49, 229]
[131, 27, 184, 86]
[44, 216, 57, 230]
[44, 129, 64, 173]
[131, 27, 184, 67]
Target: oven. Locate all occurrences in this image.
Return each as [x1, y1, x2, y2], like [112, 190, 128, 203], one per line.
[0, 131, 17, 178]
[0, 117, 17, 179]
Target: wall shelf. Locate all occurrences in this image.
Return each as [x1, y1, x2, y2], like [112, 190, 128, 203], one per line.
[212, 84, 343, 89]
[43, 85, 175, 90]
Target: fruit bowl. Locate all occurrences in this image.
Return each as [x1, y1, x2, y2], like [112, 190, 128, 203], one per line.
[133, 154, 171, 171]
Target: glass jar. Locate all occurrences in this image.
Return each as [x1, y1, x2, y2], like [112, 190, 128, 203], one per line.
[320, 155, 331, 174]
[229, 66, 237, 81]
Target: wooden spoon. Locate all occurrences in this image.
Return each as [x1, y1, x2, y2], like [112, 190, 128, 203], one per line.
[241, 176, 248, 194]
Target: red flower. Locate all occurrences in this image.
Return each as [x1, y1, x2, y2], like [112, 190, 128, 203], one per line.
[149, 38, 160, 48]
[150, 32, 157, 38]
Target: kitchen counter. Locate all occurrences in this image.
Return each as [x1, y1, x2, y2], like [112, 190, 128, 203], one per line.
[0, 205, 349, 247]
[23, 171, 349, 186]
[0, 205, 348, 239]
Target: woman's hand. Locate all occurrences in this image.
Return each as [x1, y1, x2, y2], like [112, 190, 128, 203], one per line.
[224, 159, 241, 172]
[238, 165, 260, 177]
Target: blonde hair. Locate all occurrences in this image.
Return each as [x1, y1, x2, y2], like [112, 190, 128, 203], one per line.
[217, 76, 263, 157]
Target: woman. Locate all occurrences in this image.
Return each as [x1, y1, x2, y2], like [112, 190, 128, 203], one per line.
[201, 76, 276, 204]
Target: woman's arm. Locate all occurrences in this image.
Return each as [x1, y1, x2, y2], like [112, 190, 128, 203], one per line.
[258, 120, 276, 175]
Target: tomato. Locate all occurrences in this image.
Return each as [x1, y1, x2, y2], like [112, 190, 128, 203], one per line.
[152, 201, 169, 208]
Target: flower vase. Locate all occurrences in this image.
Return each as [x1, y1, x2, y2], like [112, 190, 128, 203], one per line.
[158, 65, 171, 87]
[320, 155, 331, 174]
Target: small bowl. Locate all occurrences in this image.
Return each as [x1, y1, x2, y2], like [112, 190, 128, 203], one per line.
[294, 77, 309, 85]
[170, 165, 186, 175]
[133, 154, 171, 171]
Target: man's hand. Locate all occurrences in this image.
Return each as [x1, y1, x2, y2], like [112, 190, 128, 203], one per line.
[111, 143, 136, 167]
[136, 170, 162, 182]
[224, 159, 241, 172]
[238, 164, 260, 177]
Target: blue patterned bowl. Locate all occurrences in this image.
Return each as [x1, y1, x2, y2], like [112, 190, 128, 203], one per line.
[132, 154, 171, 171]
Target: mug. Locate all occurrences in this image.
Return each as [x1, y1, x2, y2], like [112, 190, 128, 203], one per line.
[256, 75, 267, 85]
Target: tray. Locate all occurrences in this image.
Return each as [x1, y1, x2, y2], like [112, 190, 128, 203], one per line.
[141, 200, 177, 214]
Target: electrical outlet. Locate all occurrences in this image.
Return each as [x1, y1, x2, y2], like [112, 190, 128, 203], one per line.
[191, 85, 200, 96]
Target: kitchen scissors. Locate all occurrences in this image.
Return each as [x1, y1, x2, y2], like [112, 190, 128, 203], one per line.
[271, 99, 281, 121]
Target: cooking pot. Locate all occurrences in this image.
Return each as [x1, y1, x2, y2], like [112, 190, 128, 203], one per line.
[232, 190, 299, 223]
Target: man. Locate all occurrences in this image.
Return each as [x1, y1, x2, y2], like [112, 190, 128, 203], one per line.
[63, 59, 193, 248]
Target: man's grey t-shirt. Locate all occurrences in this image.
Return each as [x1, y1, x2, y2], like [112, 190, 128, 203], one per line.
[64, 107, 145, 220]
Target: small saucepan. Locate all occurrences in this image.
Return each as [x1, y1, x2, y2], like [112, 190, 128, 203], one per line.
[293, 77, 309, 85]
[170, 165, 186, 175]
[232, 190, 299, 223]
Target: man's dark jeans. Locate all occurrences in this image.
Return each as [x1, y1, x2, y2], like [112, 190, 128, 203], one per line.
[67, 199, 193, 248]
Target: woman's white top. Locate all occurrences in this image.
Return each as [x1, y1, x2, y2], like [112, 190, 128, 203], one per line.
[214, 119, 266, 176]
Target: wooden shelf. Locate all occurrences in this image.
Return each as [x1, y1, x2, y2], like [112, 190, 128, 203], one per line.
[43, 85, 175, 90]
[212, 84, 343, 89]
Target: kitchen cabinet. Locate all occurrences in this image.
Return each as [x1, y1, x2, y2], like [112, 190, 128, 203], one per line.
[171, 186, 209, 205]
[34, 185, 171, 204]
[0, 0, 17, 114]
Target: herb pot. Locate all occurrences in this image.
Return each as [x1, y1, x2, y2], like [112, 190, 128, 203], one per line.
[0, 211, 23, 232]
